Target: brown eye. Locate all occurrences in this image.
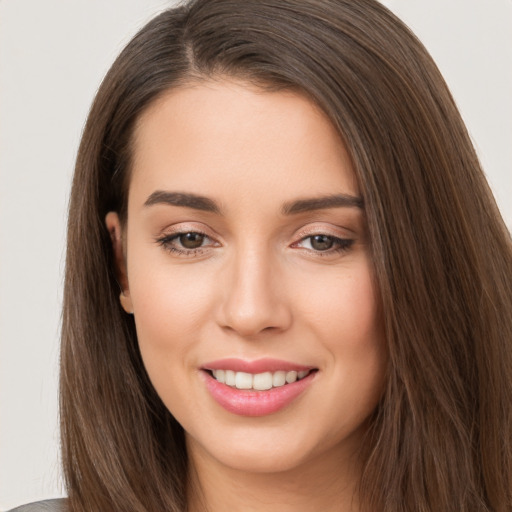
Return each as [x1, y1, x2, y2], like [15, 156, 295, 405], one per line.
[293, 233, 354, 255]
[179, 232, 205, 249]
[309, 235, 334, 251]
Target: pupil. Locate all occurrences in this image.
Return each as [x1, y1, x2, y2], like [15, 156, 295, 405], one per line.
[311, 235, 333, 251]
[180, 232, 204, 249]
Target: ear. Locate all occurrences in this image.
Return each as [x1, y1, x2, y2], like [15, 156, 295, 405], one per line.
[105, 211, 133, 314]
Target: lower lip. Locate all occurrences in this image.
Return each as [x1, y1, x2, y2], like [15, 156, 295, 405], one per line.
[202, 371, 316, 417]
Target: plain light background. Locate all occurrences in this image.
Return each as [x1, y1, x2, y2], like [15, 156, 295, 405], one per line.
[0, 0, 510, 509]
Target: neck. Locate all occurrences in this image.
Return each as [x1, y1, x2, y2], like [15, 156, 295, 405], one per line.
[186, 437, 363, 512]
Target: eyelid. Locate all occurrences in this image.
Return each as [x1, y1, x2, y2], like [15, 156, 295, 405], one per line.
[156, 221, 218, 239]
[292, 223, 353, 241]
[290, 223, 356, 255]
[154, 222, 222, 257]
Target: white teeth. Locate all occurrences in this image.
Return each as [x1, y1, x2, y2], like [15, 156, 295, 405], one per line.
[225, 370, 236, 386]
[253, 372, 273, 390]
[286, 371, 298, 384]
[272, 371, 286, 387]
[210, 369, 312, 390]
[235, 371, 253, 389]
[213, 369, 225, 383]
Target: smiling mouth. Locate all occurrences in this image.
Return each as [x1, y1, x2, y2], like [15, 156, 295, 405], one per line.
[205, 369, 316, 391]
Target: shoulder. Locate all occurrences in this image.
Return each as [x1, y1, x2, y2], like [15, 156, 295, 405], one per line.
[6, 499, 68, 512]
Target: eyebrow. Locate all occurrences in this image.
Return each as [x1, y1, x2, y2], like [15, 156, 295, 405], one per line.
[144, 191, 221, 214]
[282, 193, 364, 214]
[143, 190, 363, 215]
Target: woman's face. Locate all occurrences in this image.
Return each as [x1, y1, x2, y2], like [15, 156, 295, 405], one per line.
[107, 79, 386, 475]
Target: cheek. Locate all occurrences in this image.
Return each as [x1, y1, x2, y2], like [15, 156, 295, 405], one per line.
[127, 264, 214, 418]
[126, 251, 218, 377]
[297, 257, 382, 347]
[129, 248, 213, 325]
[298, 258, 386, 410]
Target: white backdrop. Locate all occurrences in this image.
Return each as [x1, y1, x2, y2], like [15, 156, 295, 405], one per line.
[0, 0, 510, 509]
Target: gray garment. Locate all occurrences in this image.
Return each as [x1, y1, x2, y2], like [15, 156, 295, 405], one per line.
[7, 499, 67, 512]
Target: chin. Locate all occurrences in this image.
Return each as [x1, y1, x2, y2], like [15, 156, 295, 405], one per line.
[186, 417, 363, 477]
[193, 437, 314, 475]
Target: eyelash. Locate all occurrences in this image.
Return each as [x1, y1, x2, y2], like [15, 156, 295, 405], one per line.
[292, 234, 354, 256]
[156, 231, 214, 257]
[155, 231, 354, 257]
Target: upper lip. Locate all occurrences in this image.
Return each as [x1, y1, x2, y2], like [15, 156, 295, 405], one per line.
[202, 358, 316, 374]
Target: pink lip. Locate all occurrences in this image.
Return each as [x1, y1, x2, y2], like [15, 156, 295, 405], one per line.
[202, 358, 314, 374]
[200, 358, 317, 417]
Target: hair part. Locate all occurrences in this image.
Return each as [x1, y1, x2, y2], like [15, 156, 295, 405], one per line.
[61, 1, 512, 511]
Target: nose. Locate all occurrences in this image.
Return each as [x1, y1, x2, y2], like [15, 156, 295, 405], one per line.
[217, 247, 292, 338]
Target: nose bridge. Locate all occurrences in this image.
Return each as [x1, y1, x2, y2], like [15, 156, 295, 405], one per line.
[219, 241, 291, 337]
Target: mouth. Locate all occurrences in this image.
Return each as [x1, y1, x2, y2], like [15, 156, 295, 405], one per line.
[200, 359, 318, 416]
[205, 368, 315, 391]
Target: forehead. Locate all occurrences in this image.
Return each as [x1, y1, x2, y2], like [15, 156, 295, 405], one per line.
[128, 79, 358, 209]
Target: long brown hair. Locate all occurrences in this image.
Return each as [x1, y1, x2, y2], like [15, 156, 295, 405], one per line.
[61, 1, 512, 510]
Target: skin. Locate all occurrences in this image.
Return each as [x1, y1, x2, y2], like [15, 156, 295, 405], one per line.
[107, 79, 387, 512]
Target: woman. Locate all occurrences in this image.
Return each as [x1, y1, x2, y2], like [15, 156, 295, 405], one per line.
[12, 0, 512, 510]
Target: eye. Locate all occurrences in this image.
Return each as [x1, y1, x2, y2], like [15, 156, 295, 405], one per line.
[156, 230, 217, 256]
[305, 234, 335, 251]
[294, 234, 354, 254]
[177, 232, 207, 249]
